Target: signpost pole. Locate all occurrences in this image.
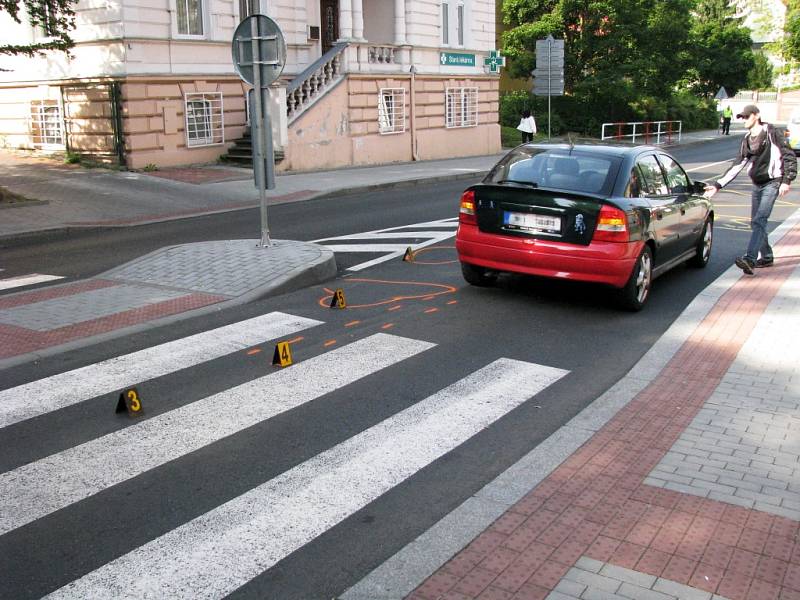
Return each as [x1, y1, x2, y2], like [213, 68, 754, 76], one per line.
[547, 37, 552, 141]
[250, 17, 271, 248]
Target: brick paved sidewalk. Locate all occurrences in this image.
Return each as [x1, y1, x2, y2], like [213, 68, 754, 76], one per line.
[405, 226, 800, 600]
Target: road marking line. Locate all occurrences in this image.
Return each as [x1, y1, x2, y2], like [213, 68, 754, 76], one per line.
[0, 312, 322, 429]
[0, 273, 64, 291]
[0, 333, 435, 536]
[49, 358, 568, 600]
[685, 159, 731, 174]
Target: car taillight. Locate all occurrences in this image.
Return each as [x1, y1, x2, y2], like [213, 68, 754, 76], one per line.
[593, 204, 628, 242]
[459, 190, 477, 225]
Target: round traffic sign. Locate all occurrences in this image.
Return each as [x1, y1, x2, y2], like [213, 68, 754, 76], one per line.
[232, 15, 286, 87]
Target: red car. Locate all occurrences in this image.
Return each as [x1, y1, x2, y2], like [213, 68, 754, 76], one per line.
[456, 143, 714, 310]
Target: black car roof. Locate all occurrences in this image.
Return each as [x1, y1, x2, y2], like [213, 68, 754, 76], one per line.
[519, 143, 660, 158]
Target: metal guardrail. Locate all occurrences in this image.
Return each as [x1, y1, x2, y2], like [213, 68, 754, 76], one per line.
[600, 120, 682, 145]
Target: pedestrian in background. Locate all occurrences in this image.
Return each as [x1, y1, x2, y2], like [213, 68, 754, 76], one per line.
[721, 105, 733, 135]
[517, 109, 537, 144]
[704, 104, 796, 274]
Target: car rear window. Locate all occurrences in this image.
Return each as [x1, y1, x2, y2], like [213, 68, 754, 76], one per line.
[485, 148, 619, 195]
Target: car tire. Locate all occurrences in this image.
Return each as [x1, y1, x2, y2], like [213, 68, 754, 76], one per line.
[688, 218, 713, 268]
[461, 262, 498, 287]
[617, 245, 652, 311]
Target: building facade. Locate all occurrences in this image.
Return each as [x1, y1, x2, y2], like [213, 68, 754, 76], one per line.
[0, 0, 501, 171]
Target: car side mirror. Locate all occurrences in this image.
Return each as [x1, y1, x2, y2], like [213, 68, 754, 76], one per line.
[693, 180, 706, 195]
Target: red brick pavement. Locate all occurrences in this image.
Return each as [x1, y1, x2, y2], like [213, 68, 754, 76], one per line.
[0, 280, 226, 359]
[408, 226, 800, 600]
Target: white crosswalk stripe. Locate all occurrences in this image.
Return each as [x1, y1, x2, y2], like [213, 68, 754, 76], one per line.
[0, 333, 434, 536]
[47, 358, 567, 599]
[0, 311, 322, 428]
[0, 273, 65, 291]
[0, 312, 570, 600]
[312, 218, 458, 271]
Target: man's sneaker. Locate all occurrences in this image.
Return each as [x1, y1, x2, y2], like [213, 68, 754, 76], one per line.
[755, 258, 774, 268]
[735, 256, 755, 275]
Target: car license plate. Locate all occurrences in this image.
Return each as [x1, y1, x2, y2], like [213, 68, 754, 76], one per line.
[504, 211, 561, 234]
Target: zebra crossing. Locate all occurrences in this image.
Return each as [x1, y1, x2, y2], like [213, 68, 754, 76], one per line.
[0, 310, 568, 599]
[0, 272, 65, 291]
[311, 217, 458, 271]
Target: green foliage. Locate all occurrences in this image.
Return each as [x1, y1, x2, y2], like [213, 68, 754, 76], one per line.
[785, 0, 800, 63]
[0, 0, 77, 57]
[687, 20, 755, 97]
[747, 52, 774, 90]
[63, 151, 81, 164]
[143, 163, 158, 172]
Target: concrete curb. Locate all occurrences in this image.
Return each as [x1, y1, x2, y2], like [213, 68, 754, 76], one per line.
[341, 206, 800, 600]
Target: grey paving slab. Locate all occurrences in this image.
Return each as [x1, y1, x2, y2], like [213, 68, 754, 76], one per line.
[558, 558, 729, 600]
[103, 239, 330, 298]
[0, 284, 187, 330]
[647, 259, 800, 521]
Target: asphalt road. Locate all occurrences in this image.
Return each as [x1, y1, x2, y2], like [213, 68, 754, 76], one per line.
[2, 136, 799, 599]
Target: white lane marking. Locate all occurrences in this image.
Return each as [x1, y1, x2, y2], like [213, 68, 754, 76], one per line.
[0, 273, 65, 291]
[49, 358, 568, 600]
[1, 333, 434, 536]
[686, 159, 732, 174]
[0, 312, 322, 429]
[311, 218, 458, 272]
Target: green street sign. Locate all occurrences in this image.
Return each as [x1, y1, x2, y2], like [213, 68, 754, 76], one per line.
[440, 52, 475, 67]
[483, 50, 505, 73]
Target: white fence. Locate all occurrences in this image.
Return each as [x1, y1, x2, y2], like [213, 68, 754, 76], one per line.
[600, 120, 682, 145]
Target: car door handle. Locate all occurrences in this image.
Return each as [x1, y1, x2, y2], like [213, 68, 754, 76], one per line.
[680, 208, 686, 215]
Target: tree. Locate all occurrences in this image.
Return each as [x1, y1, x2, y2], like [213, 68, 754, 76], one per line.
[500, 0, 693, 123]
[685, 0, 756, 97]
[746, 51, 774, 89]
[784, 0, 800, 64]
[0, 0, 77, 57]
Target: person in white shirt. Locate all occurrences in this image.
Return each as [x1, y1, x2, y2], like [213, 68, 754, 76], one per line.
[517, 109, 537, 143]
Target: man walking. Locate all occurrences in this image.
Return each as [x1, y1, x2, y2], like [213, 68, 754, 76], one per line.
[721, 105, 733, 135]
[704, 104, 796, 274]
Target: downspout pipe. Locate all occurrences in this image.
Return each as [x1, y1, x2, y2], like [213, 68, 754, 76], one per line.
[410, 64, 419, 161]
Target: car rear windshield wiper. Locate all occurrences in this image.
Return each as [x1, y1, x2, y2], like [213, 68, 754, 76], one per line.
[495, 179, 538, 187]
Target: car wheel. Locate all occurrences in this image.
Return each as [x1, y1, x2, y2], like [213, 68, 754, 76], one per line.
[461, 262, 498, 287]
[688, 218, 713, 268]
[618, 245, 652, 311]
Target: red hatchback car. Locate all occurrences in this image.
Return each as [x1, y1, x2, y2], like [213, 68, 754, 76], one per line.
[456, 144, 714, 310]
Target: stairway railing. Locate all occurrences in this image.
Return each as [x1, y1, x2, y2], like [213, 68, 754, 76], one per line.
[286, 42, 349, 124]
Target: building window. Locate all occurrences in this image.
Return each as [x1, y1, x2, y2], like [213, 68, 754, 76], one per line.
[456, 3, 464, 46]
[185, 92, 224, 147]
[378, 88, 405, 134]
[30, 99, 64, 148]
[441, 2, 449, 45]
[176, 0, 204, 36]
[446, 87, 478, 128]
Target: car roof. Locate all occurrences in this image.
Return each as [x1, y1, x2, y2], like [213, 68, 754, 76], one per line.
[519, 143, 661, 158]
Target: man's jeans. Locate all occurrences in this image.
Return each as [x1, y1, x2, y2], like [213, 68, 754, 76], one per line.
[745, 180, 780, 262]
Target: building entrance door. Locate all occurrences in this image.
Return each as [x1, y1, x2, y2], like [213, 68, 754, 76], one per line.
[321, 0, 338, 52]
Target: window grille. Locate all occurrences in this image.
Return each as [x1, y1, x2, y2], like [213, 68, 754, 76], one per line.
[176, 0, 204, 35]
[378, 88, 405, 134]
[184, 92, 224, 147]
[30, 99, 65, 148]
[445, 87, 478, 128]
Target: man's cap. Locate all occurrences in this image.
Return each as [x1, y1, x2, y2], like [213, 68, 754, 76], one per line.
[736, 104, 760, 118]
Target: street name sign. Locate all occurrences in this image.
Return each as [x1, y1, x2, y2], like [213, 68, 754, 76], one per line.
[440, 52, 475, 67]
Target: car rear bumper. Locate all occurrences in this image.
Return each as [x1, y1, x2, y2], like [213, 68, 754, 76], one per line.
[456, 224, 642, 288]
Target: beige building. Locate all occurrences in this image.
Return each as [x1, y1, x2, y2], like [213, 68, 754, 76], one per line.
[0, 0, 501, 170]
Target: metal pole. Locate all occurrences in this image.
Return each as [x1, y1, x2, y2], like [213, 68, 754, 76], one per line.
[250, 18, 271, 247]
[547, 38, 551, 141]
